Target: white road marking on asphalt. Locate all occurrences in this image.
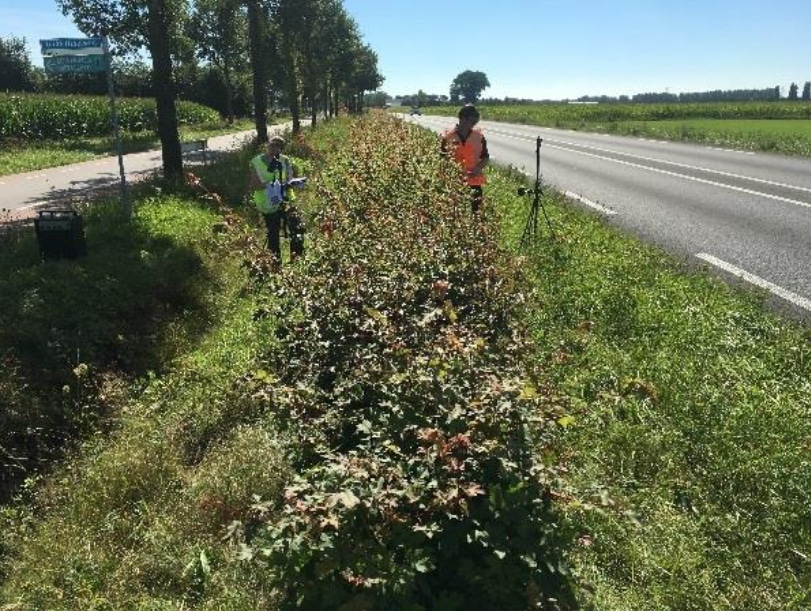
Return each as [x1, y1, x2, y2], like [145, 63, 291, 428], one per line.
[517, 165, 617, 215]
[541, 142, 811, 209]
[563, 191, 617, 215]
[493, 131, 811, 196]
[696, 253, 811, 312]
[488, 129, 811, 196]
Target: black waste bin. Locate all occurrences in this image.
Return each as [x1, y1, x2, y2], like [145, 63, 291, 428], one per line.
[34, 210, 87, 261]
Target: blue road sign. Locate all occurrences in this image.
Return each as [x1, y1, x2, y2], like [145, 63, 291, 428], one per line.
[44, 54, 106, 74]
[40, 37, 104, 56]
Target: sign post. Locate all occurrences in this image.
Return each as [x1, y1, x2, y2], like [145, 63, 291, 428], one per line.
[40, 36, 130, 219]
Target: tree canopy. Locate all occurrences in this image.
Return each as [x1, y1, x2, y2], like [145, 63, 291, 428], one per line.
[450, 70, 490, 104]
[0, 37, 38, 92]
[49, 0, 382, 173]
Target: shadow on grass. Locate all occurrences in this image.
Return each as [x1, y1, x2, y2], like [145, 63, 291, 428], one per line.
[0, 197, 217, 503]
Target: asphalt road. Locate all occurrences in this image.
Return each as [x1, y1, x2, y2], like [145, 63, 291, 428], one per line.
[1, 130, 258, 214]
[408, 114, 811, 320]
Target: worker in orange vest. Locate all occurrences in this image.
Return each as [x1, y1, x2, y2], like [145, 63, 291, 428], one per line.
[441, 104, 490, 213]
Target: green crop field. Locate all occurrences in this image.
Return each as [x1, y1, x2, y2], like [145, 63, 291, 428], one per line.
[425, 102, 811, 156]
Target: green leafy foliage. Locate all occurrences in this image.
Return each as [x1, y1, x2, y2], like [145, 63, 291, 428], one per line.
[236, 115, 574, 609]
[0, 92, 220, 140]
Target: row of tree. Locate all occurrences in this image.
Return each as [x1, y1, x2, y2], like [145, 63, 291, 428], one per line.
[3, 0, 384, 182]
[575, 83, 811, 104]
[389, 84, 811, 109]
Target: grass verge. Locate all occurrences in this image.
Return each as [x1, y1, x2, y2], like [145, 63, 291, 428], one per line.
[491, 168, 811, 609]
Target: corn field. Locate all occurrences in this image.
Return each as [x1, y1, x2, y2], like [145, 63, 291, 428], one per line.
[0, 92, 220, 140]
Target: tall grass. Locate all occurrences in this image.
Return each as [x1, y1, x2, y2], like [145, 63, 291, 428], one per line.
[492, 169, 811, 609]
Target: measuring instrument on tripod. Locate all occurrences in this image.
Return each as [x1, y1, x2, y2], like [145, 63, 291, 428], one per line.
[518, 136, 555, 247]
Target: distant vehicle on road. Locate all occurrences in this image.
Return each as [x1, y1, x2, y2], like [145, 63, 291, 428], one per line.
[410, 107, 422, 116]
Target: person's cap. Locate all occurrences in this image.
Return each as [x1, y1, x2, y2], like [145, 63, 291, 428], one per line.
[269, 136, 285, 147]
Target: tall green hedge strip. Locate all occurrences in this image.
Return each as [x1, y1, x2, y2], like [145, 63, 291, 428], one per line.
[239, 115, 574, 609]
[0, 92, 220, 140]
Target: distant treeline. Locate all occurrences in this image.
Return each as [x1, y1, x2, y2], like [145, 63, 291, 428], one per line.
[392, 84, 811, 107]
[578, 86, 790, 104]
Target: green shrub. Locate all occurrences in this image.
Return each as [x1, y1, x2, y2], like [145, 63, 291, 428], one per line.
[236, 116, 574, 609]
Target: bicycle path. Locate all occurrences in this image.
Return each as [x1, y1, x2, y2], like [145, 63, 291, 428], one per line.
[1, 129, 263, 221]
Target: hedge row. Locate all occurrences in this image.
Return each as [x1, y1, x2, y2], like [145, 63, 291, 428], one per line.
[234, 115, 575, 609]
[0, 92, 220, 140]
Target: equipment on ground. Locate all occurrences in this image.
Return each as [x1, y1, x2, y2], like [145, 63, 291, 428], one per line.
[34, 209, 87, 261]
[519, 136, 554, 247]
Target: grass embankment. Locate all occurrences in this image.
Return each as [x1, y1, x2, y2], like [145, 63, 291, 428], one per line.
[1, 113, 810, 610]
[425, 102, 811, 156]
[493, 170, 811, 609]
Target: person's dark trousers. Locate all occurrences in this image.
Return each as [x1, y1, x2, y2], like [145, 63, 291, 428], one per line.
[262, 211, 283, 262]
[470, 186, 483, 213]
[286, 207, 306, 259]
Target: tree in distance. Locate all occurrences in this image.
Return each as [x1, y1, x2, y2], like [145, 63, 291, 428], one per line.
[450, 70, 490, 103]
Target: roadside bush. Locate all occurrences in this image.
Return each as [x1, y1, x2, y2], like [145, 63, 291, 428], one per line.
[237, 115, 574, 609]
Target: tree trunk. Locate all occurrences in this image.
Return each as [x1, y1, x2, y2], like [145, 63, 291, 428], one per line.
[247, 0, 268, 142]
[148, 0, 182, 182]
[223, 58, 235, 124]
[283, 48, 301, 134]
[309, 90, 317, 128]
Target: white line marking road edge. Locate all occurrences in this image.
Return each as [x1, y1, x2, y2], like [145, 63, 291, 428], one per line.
[488, 128, 811, 197]
[563, 191, 617, 215]
[542, 143, 811, 210]
[519, 169, 617, 216]
[696, 253, 811, 312]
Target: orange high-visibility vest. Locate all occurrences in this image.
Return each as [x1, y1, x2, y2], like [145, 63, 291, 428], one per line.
[442, 128, 486, 186]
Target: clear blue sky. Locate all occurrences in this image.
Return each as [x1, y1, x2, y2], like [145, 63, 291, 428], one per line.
[4, 0, 810, 101]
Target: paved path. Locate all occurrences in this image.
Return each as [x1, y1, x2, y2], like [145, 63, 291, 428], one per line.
[1, 129, 261, 222]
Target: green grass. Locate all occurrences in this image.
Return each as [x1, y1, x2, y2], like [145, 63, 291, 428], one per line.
[0, 119, 256, 176]
[0, 143, 291, 607]
[491, 169, 811, 609]
[637, 118, 811, 137]
[614, 118, 811, 154]
[425, 103, 811, 157]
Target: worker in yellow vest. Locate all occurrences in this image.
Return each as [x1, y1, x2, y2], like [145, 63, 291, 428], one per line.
[246, 136, 304, 262]
[441, 104, 490, 213]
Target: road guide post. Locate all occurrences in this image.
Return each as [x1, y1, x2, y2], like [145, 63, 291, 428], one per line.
[40, 36, 130, 219]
